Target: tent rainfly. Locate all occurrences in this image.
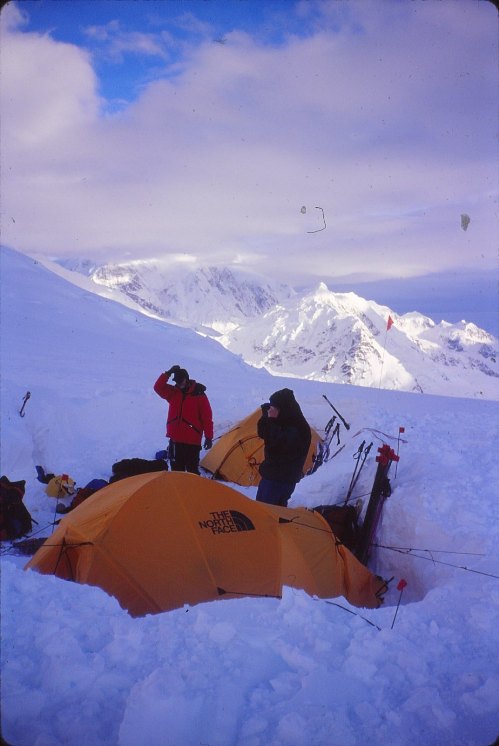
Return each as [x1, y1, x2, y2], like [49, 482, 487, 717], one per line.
[26, 472, 386, 617]
[200, 408, 323, 486]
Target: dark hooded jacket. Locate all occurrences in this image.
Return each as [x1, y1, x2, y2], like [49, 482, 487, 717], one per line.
[154, 372, 213, 446]
[257, 388, 311, 484]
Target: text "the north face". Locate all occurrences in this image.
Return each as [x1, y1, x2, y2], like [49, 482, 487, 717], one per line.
[199, 510, 255, 534]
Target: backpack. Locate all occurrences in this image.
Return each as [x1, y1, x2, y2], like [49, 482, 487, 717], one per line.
[313, 504, 360, 552]
[0, 476, 33, 541]
[109, 458, 169, 483]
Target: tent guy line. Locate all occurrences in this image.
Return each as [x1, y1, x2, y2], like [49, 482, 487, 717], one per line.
[374, 544, 498, 580]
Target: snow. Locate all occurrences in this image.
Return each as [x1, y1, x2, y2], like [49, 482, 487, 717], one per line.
[1, 245, 498, 746]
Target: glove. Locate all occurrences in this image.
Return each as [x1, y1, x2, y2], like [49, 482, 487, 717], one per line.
[203, 437, 213, 450]
[166, 365, 181, 376]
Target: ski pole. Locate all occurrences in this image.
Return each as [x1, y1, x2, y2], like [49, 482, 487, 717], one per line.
[344, 441, 365, 504]
[331, 421, 341, 446]
[344, 442, 373, 504]
[391, 578, 407, 629]
[322, 395, 350, 430]
[19, 391, 31, 417]
[318, 417, 337, 465]
[327, 443, 346, 461]
[324, 415, 336, 435]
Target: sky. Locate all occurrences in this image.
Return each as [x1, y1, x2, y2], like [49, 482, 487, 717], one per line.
[0, 0, 497, 318]
[1, 246, 499, 746]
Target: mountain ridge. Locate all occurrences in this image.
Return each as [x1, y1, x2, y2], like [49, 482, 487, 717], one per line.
[50, 255, 499, 399]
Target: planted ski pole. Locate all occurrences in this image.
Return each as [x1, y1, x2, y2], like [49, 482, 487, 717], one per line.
[322, 395, 350, 430]
[344, 441, 373, 505]
[325, 415, 336, 436]
[344, 441, 365, 504]
[316, 416, 341, 466]
[19, 391, 31, 417]
[391, 578, 407, 629]
[329, 443, 346, 461]
[325, 417, 341, 446]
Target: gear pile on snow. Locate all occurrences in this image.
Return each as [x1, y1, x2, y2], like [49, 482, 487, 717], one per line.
[0, 476, 33, 541]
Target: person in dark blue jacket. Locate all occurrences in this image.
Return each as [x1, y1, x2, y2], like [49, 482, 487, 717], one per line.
[256, 388, 311, 507]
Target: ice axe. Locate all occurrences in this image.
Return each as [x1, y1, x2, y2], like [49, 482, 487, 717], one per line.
[322, 395, 350, 430]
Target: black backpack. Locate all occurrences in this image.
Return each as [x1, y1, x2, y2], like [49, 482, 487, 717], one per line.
[109, 458, 169, 483]
[0, 476, 33, 541]
[313, 504, 360, 552]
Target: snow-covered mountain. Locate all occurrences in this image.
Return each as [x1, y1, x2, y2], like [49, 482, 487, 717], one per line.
[58, 258, 295, 335]
[219, 283, 498, 399]
[57, 258, 498, 400]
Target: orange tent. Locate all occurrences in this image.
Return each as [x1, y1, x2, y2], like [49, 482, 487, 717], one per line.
[26, 472, 385, 617]
[200, 408, 323, 486]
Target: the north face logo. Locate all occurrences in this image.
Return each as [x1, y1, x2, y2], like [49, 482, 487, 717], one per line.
[199, 510, 255, 534]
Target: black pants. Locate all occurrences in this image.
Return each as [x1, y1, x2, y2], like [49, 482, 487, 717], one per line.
[170, 442, 201, 474]
[256, 477, 296, 507]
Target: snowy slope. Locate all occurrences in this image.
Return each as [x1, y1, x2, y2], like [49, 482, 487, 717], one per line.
[1, 246, 499, 746]
[219, 283, 498, 399]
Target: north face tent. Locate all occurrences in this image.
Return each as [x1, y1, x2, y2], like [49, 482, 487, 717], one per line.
[200, 408, 323, 486]
[26, 472, 385, 617]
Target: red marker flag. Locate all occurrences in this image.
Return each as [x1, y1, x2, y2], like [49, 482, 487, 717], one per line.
[391, 578, 408, 629]
[387, 315, 394, 331]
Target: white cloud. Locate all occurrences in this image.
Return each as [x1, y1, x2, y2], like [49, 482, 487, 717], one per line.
[0, 0, 496, 283]
[83, 19, 172, 61]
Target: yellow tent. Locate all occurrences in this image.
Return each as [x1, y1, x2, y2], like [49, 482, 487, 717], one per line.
[200, 408, 323, 486]
[26, 472, 385, 617]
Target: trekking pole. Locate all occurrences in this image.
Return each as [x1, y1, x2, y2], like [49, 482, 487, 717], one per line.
[329, 443, 346, 460]
[19, 391, 31, 417]
[318, 414, 345, 467]
[394, 427, 405, 478]
[331, 421, 341, 446]
[316, 417, 337, 467]
[344, 441, 373, 505]
[325, 415, 336, 433]
[322, 395, 350, 430]
[391, 578, 407, 629]
[344, 441, 365, 504]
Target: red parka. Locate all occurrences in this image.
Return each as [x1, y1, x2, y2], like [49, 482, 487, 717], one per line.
[154, 372, 213, 446]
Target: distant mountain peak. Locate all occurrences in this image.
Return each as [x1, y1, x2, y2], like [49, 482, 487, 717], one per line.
[51, 257, 498, 399]
[217, 280, 498, 399]
[79, 259, 295, 335]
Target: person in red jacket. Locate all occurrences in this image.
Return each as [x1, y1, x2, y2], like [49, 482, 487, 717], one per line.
[154, 365, 214, 474]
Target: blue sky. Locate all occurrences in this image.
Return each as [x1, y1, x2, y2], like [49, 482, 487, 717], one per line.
[14, 0, 300, 106]
[1, 0, 497, 332]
